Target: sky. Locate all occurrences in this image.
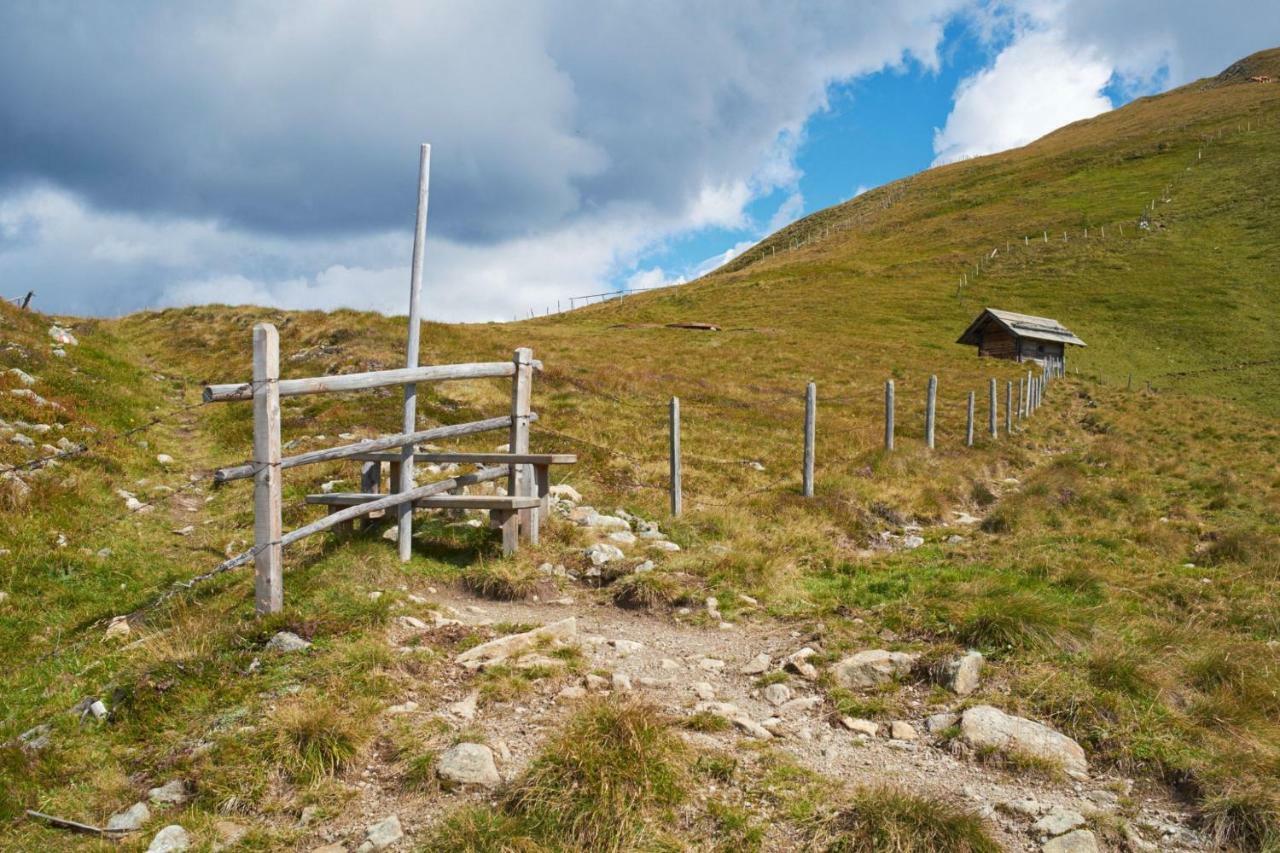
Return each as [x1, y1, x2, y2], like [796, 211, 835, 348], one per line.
[1, 2, 1276, 322]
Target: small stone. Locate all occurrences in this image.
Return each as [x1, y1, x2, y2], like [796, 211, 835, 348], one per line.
[763, 683, 792, 706]
[739, 593, 759, 607]
[608, 531, 637, 545]
[156, 454, 174, 466]
[740, 653, 771, 675]
[146, 825, 190, 852]
[310, 843, 347, 853]
[382, 525, 399, 541]
[148, 780, 190, 806]
[585, 673, 610, 691]
[945, 650, 984, 696]
[448, 692, 479, 720]
[363, 815, 404, 850]
[1041, 829, 1099, 853]
[299, 806, 320, 826]
[384, 700, 419, 715]
[660, 658, 681, 670]
[171, 525, 195, 536]
[398, 615, 428, 630]
[692, 682, 716, 701]
[7, 368, 36, 386]
[10, 432, 34, 447]
[611, 672, 633, 691]
[1034, 807, 1086, 837]
[437, 743, 501, 788]
[830, 649, 919, 690]
[18, 724, 51, 751]
[585, 543, 625, 565]
[48, 325, 79, 346]
[890, 721, 918, 740]
[779, 696, 823, 716]
[265, 631, 311, 653]
[611, 638, 644, 655]
[785, 648, 819, 680]
[649, 540, 681, 552]
[557, 685, 587, 701]
[901, 534, 925, 549]
[705, 596, 721, 619]
[999, 797, 1043, 817]
[698, 657, 725, 672]
[589, 514, 631, 532]
[104, 616, 132, 640]
[106, 802, 150, 833]
[549, 484, 582, 503]
[212, 820, 247, 851]
[925, 712, 959, 733]
[841, 717, 879, 737]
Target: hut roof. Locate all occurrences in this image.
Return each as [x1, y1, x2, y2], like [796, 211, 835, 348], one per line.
[957, 308, 1086, 347]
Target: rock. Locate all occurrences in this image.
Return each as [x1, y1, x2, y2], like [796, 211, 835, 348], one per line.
[692, 682, 716, 700]
[48, 325, 79, 346]
[890, 721, 918, 740]
[945, 650, 984, 696]
[959, 705, 1088, 780]
[1035, 807, 1086, 837]
[146, 825, 190, 852]
[705, 597, 721, 619]
[611, 672, 633, 691]
[8, 368, 36, 386]
[589, 514, 631, 532]
[698, 658, 725, 672]
[585, 543, 625, 565]
[568, 505, 599, 525]
[840, 717, 879, 737]
[610, 638, 643, 655]
[901, 534, 925, 549]
[212, 820, 247, 851]
[694, 702, 773, 739]
[148, 779, 190, 806]
[779, 696, 824, 716]
[18, 723, 51, 751]
[585, 673, 610, 691]
[455, 617, 576, 670]
[632, 560, 654, 574]
[448, 692, 478, 720]
[299, 806, 320, 826]
[925, 712, 960, 733]
[608, 531, 637, 545]
[999, 797, 1044, 817]
[763, 683, 792, 706]
[707, 543, 731, 556]
[398, 615, 428, 630]
[10, 432, 34, 447]
[363, 815, 404, 850]
[265, 631, 312, 653]
[549, 484, 582, 503]
[104, 616, 132, 641]
[660, 658, 681, 670]
[384, 700, 419, 715]
[1041, 829, 1099, 853]
[156, 454, 174, 466]
[381, 525, 399, 541]
[650, 540, 681, 552]
[106, 802, 151, 832]
[785, 648, 819, 680]
[557, 685, 587, 701]
[740, 653, 771, 675]
[830, 649, 919, 690]
[172, 525, 195, 536]
[311, 844, 347, 853]
[953, 511, 981, 525]
[437, 743, 501, 788]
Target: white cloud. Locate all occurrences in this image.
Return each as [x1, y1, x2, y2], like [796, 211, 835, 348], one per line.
[767, 192, 806, 233]
[932, 29, 1114, 165]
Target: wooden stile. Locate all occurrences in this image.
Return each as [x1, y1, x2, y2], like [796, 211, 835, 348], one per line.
[252, 324, 283, 614]
[802, 382, 816, 497]
[202, 361, 518, 403]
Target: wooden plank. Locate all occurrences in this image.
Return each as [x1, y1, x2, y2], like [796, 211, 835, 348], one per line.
[203, 361, 516, 403]
[252, 323, 283, 615]
[509, 348, 534, 540]
[884, 379, 894, 451]
[802, 382, 815, 497]
[399, 143, 432, 563]
[925, 375, 937, 450]
[370, 452, 578, 465]
[213, 414, 527, 483]
[669, 397, 682, 516]
[306, 493, 541, 510]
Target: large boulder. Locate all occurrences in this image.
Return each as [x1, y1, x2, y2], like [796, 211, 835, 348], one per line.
[959, 705, 1088, 780]
[830, 649, 919, 690]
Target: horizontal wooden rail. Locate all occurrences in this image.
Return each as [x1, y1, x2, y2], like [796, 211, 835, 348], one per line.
[352, 451, 576, 465]
[281, 466, 508, 547]
[203, 359, 543, 403]
[213, 413, 534, 483]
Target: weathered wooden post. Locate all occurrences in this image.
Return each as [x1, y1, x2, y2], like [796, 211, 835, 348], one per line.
[398, 143, 431, 562]
[252, 323, 283, 615]
[884, 379, 895, 451]
[925, 375, 937, 450]
[802, 382, 816, 497]
[1127, 373, 1133, 391]
[988, 378, 998, 438]
[1017, 376, 1024, 421]
[19, 291, 34, 310]
[965, 391, 975, 447]
[669, 397, 682, 516]
[1005, 381, 1013, 434]
[510, 347, 534, 541]
[1025, 370, 1033, 415]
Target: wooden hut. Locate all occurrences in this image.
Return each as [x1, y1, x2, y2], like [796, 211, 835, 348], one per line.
[956, 308, 1085, 366]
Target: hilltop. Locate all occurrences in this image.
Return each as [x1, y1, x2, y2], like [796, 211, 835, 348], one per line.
[2, 50, 1279, 851]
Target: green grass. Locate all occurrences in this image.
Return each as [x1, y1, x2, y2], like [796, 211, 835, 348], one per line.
[816, 786, 1000, 853]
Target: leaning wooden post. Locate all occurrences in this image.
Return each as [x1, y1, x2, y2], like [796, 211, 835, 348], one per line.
[988, 377, 998, 438]
[925, 375, 937, 450]
[669, 397, 682, 516]
[509, 347, 534, 541]
[252, 323, 283, 615]
[397, 143, 431, 562]
[965, 391, 975, 447]
[802, 382, 816, 497]
[1004, 380, 1013, 435]
[19, 291, 34, 310]
[884, 380, 895, 451]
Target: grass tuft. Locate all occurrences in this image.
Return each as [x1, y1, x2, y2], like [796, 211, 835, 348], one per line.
[270, 697, 366, 782]
[611, 571, 680, 609]
[817, 786, 1000, 853]
[462, 561, 539, 600]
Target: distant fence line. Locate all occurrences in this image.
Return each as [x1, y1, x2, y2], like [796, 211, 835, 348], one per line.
[3, 291, 34, 310]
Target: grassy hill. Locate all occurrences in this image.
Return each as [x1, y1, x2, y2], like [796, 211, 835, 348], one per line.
[2, 49, 1280, 851]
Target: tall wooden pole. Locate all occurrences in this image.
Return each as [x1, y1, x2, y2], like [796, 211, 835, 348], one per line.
[398, 143, 431, 562]
[884, 380, 895, 451]
[252, 323, 283, 614]
[988, 378, 998, 438]
[965, 391, 974, 447]
[802, 382, 816, 497]
[669, 397, 682, 516]
[925, 375, 937, 450]
[510, 348, 534, 540]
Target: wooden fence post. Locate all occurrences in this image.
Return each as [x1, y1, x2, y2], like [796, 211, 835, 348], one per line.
[1127, 373, 1133, 390]
[925, 375, 937, 450]
[510, 347, 534, 541]
[19, 291, 34, 310]
[1005, 380, 1013, 434]
[1025, 370, 1033, 415]
[884, 380, 895, 451]
[398, 143, 431, 562]
[252, 323, 283, 615]
[965, 391, 975, 447]
[802, 382, 816, 497]
[669, 397, 682, 516]
[1017, 376, 1024, 421]
[988, 378, 998, 438]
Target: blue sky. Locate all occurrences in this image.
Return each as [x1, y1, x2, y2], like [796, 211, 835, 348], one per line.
[1, 2, 1276, 321]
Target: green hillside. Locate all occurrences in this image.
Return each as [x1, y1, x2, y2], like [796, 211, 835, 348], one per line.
[2, 50, 1280, 851]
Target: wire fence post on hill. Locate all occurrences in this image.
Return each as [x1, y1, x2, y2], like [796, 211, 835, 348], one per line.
[1017, 376, 1025, 421]
[988, 378, 998, 438]
[966, 391, 975, 447]
[884, 379, 895, 451]
[925, 375, 937, 450]
[669, 397, 682, 517]
[802, 382, 816, 497]
[1005, 380, 1013, 435]
[252, 323, 283, 615]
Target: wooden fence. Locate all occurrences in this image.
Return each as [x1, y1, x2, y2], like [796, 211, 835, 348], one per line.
[205, 325, 548, 613]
